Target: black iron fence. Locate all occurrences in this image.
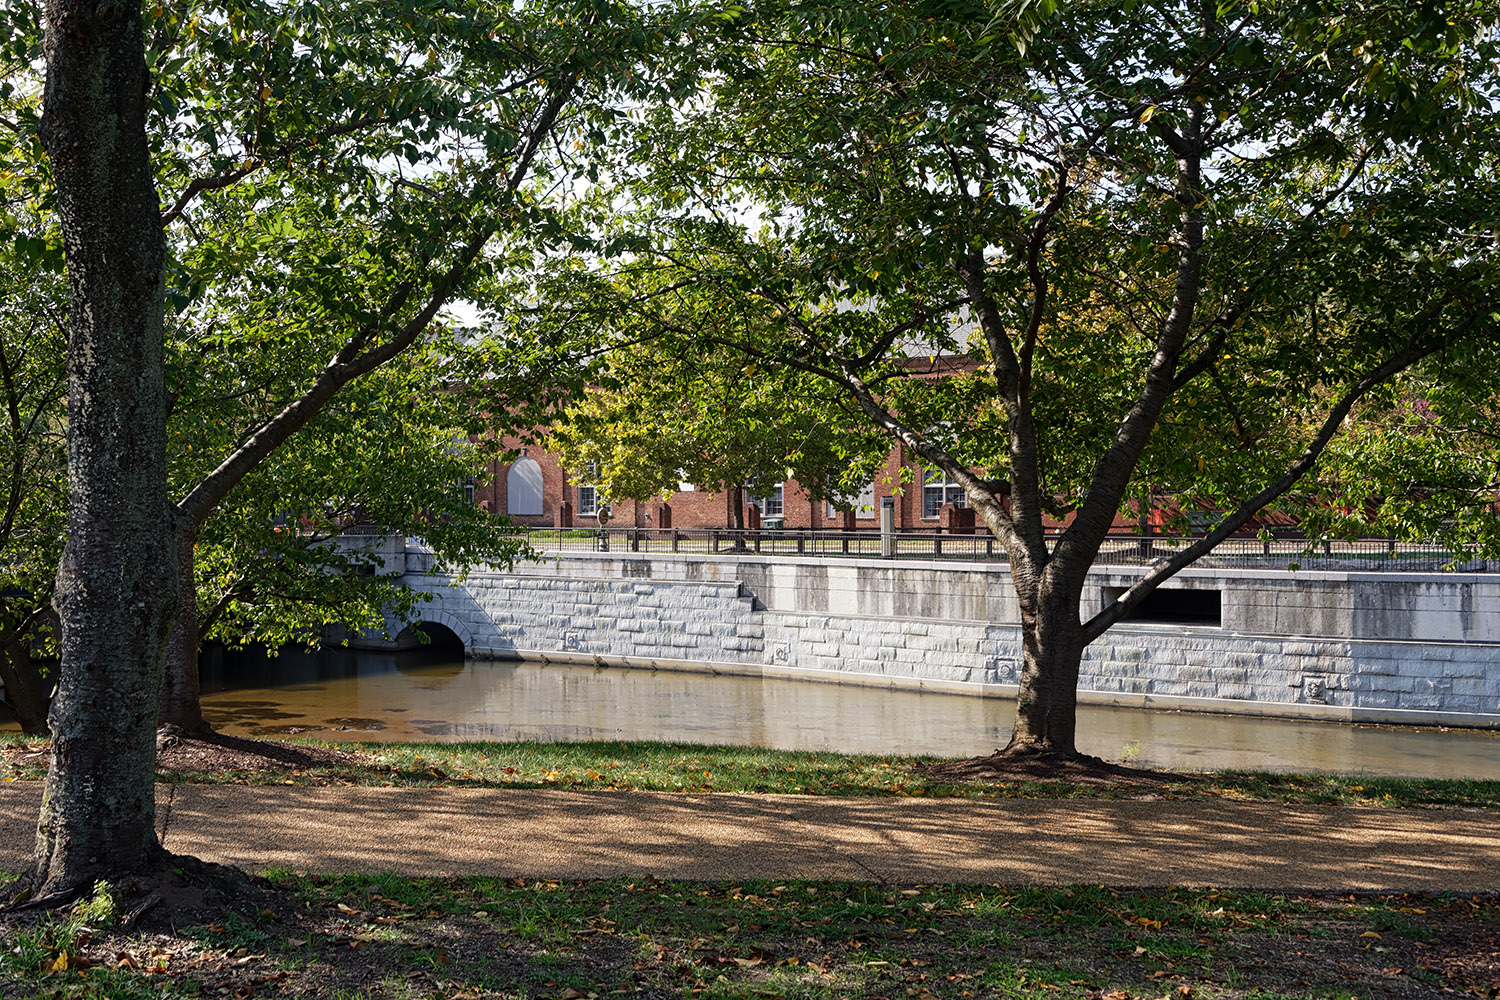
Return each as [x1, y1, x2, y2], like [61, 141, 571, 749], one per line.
[502, 526, 1498, 573]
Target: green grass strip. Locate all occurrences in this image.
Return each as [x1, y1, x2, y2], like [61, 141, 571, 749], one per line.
[4, 735, 1499, 809]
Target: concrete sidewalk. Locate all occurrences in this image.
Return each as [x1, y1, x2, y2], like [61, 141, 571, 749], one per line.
[2, 783, 1496, 891]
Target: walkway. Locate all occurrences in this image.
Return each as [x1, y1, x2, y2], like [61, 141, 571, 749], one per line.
[1, 784, 1495, 891]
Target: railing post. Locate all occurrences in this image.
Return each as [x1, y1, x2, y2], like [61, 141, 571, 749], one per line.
[985, 535, 994, 559]
[711, 530, 719, 553]
[880, 506, 895, 559]
[672, 530, 680, 553]
[797, 533, 805, 555]
[630, 529, 639, 552]
[933, 526, 942, 559]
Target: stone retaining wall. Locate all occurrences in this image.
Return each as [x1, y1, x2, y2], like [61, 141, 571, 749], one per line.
[391, 552, 1500, 728]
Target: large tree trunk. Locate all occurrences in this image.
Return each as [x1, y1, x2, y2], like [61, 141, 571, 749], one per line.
[29, 0, 176, 898]
[159, 526, 206, 732]
[1004, 565, 1087, 756]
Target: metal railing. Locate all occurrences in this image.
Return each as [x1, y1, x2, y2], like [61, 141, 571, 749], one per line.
[502, 526, 1498, 573]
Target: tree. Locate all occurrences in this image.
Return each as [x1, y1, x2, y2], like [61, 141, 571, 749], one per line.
[11, 0, 674, 901]
[0, 195, 67, 735]
[591, 0, 1500, 761]
[174, 357, 515, 677]
[28, 0, 179, 901]
[547, 317, 890, 529]
[0, 156, 516, 735]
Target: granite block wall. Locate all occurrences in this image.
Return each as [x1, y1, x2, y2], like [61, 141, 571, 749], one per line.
[393, 552, 1500, 727]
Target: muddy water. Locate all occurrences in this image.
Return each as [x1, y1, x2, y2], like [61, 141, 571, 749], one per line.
[182, 647, 1500, 779]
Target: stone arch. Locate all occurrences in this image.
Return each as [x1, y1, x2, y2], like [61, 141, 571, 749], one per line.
[506, 456, 544, 515]
[396, 609, 472, 652]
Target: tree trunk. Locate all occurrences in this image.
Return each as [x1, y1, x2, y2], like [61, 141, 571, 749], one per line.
[158, 526, 207, 732]
[0, 629, 49, 735]
[730, 484, 745, 531]
[29, 0, 176, 897]
[1005, 568, 1086, 756]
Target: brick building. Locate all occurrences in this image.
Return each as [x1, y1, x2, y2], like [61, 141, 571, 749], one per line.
[469, 432, 991, 532]
[468, 427, 1307, 537]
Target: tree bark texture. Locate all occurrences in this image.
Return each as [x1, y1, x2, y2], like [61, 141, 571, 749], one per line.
[157, 527, 204, 732]
[33, 0, 176, 894]
[1003, 564, 1086, 755]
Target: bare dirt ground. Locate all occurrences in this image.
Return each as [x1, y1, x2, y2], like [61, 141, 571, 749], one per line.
[4, 728, 372, 782]
[923, 748, 1194, 787]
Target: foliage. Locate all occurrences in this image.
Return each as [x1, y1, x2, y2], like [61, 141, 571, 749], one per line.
[0, 145, 67, 730]
[181, 355, 516, 652]
[549, 0, 1500, 750]
[1, 0, 706, 680]
[599, 0, 1500, 539]
[547, 328, 891, 511]
[1304, 379, 1500, 550]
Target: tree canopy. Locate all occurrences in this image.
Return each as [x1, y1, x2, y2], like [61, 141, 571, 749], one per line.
[557, 0, 1500, 755]
[6, 0, 696, 898]
[546, 290, 891, 516]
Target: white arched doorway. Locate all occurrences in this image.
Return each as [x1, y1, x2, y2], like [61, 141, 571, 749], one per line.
[506, 456, 543, 515]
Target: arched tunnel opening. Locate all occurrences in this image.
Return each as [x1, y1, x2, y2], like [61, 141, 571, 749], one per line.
[392, 620, 466, 670]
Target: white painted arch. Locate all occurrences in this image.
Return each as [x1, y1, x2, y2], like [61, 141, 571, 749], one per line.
[506, 456, 544, 515]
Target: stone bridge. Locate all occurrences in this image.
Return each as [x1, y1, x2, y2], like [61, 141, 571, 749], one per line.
[349, 540, 1500, 728]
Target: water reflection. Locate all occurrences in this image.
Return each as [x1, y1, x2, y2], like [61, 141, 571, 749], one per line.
[187, 649, 1500, 779]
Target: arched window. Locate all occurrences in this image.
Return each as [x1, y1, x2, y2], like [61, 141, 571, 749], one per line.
[506, 456, 544, 515]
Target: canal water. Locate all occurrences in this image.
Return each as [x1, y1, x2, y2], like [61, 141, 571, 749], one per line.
[181, 646, 1500, 779]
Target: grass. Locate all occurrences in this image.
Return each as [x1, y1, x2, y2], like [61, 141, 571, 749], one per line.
[5, 734, 1499, 809]
[3, 875, 1495, 998]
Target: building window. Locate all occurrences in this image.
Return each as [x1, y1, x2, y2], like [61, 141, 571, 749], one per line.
[921, 468, 967, 519]
[750, 483, 784, 517]
[577, 484, 598, 517]
[577, 462, 606, 518]
[462, 479, 475, 505]
[827, 479, 876, 519]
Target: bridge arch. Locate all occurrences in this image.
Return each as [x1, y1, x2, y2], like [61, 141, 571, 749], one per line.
[394, 609, 472, 653]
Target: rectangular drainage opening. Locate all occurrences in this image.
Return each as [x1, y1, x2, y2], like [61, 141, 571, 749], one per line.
[1105, 586, 1221, 626]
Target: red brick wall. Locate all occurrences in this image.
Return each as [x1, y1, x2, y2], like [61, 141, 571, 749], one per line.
[471, 434, 1189, 534]
[472, 435, 573, 528]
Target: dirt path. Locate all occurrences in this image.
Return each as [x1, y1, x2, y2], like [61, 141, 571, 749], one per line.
[2, 784, 1495, 889]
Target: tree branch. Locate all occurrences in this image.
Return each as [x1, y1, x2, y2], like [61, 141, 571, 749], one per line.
[1082, 332, 1459, 644]
[174, 78, 579, 531]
